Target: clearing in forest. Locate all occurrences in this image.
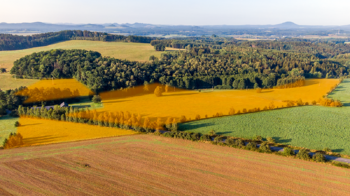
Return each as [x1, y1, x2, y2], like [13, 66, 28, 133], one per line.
[17, 117, 137, 146]
[0, 135, 349, 195]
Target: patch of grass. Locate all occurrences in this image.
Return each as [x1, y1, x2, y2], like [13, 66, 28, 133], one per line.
[0, 73, 39, 90]
[179, 79, 350, 155]
[0, 40, 166, 70]
[0, 116, 19, 146]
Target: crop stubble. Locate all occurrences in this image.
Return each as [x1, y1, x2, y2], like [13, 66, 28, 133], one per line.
[0, 135, 349, 195]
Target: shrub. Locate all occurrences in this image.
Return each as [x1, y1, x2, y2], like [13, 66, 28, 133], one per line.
[213, 136, 223, 143]
[282, 147, 295, 156]
[266, 137, 275, 143]
[209, 130, 216, 136]
[256, 88, 262, 93]
[14, 121, 20, 127]
[296, 149, 311, 160]
[332, 161, 350, 168]
[312, 152, 326, 162]
[154, 86, 163, 97]
[195, 115, 201, 120]
[259, 142, 271, 153]
[254, 135, 263, 142]
[246, 142, 257, 150]
[225, 137, 236, 145]
[200, 134, 211, 141]
[154, 130, 162, 136]
[234, 139, 245, 148]
[179, 115, 187, 123]
[323, 147, 332, 153]
[92, 95, 101, 103]
[312, 100, 317, 105]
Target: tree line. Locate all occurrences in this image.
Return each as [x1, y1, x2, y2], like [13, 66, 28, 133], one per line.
[0, 30, 154, 50]
[11, 47, 347, 93]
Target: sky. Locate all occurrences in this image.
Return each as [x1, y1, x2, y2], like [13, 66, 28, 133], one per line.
[1, 0, 349, 26]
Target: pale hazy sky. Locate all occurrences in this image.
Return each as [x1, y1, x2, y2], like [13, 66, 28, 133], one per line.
[1, 0, 349, 26]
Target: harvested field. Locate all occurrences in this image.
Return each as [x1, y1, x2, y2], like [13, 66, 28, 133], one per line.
[93, 79, 338, 122]
[0, 135, 349, 195]
[17, 118, 137, 146]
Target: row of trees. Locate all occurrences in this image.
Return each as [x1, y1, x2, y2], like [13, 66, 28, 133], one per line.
[11, 47, 346, 93]
[0, 30, 154, 50]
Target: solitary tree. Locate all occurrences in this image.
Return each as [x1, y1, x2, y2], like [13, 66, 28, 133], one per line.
[154, 86, 162, 97]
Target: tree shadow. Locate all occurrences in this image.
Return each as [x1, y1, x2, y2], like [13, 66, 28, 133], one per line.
[216, 131, 233, 135]
[23, 135, 67, 145]
[20, 123, 42, 127]
[163, 93, 197, 97]
[332, 149, 344, 153]
[260, 90, 273, 93]
[102, 100, 130, 104]
[303, 81, 320, 86]
[178, 122, 215, 131]
[272, 137, 292, 143]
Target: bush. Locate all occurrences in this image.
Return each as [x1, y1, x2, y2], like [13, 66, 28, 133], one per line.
[92, 95, 102, 103]
[246, 142, 257, 150]
[296, 149, 311, 160]
[14, 121, 20, 127]
[323, 147, 332, 153]
[234, 139, 245, 148]
[254, 135, 263, 142]
[259, 142, 271, 153]
[225, 137, 236, 145]
[312, 152, 326, 162]
[256, 88, 262, 93]
[3, 133, 24, 149]
[200, 134, 211, 141]
[266, 137, 275, 143]
[282, 147, 295, 156]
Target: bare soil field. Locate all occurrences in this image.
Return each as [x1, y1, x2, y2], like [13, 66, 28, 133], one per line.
[0, 135, 349, 195]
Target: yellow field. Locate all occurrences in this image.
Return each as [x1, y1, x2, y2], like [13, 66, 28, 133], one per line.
[0, 40, 179, 70]
[93, 79, 339, 122]
[16, 79, 94, 103]
[0, 73, 39, 90]
[18, 117, 137, 146]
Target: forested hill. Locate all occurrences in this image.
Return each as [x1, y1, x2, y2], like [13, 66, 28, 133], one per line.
[0, 30, 154, 50]
[10, 48, 347, 92]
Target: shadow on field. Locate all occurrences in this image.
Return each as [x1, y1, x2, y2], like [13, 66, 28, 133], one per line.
[272, 137, 292, 143]
[20, 123, 42, 127]
[178, 122, 215, 131]
[72, 105, 92, 109]
[216, 131, 234, 135]
[261, 90, 273, 93]
[23, 135, 67, 145]
[303, 81, 319, 86]
[163, 93, 197, 97]
[332, 149, 344, 153]
[102, 100, 130, 104]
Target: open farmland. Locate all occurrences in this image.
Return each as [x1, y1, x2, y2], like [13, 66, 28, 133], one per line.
[179, 79, 350, 155]
[93, 79, 338, 123]
[0, 135, 349, 195]
[15, 79, 94, 103]
[0, 73, 39, 90]
[0, 116, 18, 146]
[17, 118, 137, 146]
[0, 40, 176, 70]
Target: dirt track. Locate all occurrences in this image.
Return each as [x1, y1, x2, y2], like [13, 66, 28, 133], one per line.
[0, 135, 349, 195]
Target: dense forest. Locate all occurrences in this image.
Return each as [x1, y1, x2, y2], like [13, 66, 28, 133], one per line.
[10, 47, 347, 93]
[0, 30, 154, 50]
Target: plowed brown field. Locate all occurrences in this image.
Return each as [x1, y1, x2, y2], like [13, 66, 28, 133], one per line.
[0, 135, 349, 195]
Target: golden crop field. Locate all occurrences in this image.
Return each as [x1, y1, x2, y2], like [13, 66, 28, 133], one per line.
[0, 40, 179, 70]
[94, 79, 339, 122]
[0, 73, 39, 90]
[16, 79, 94, 103]
[17, 117, 137, 146]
